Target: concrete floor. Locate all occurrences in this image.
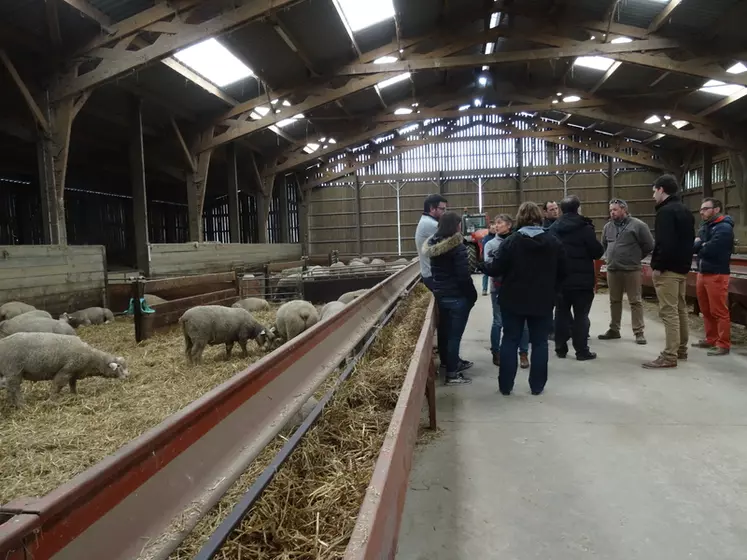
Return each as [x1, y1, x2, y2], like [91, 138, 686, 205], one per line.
[397, 287, 747, 560]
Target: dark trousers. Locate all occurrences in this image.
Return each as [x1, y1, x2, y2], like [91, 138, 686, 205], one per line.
[435, 295, 472, 374]
[423, 277, 448, 368]
[555, 290, 594, 355]
[500, 310, 551, 394]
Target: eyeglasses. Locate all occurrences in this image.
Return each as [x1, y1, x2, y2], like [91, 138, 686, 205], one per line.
[700, 206, 715, 211]
[436, 206, 447, 211]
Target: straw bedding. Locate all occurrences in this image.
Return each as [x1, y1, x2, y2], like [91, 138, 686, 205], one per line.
[170, 284, 431, 560]
[0, 308, 278, 506]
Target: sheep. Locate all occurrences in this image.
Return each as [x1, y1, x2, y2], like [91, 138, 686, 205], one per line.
[144, 294, 168, 306]
[337, 289, 368, 304]
[310, 266, 330, 277]
[0, 315, 77, 338]
[0, 302, 36, 321]
[179, 305, 266, 364]
[360, 257, 371, 264]
[349, 260, 366, 269]
[370, 258, 386, 271]
[320, 301, 346, 320]
[257, 300, 319, 351]
[285, 396, 319, 430]
[0, 332, 128, 407]
[19, 310, 53, 320]
[232, 297, 271, 312]
[280, 266, 304, 277]
[275, 273, 302, 300]
[390, 258, 409, 266]
[60, 307, 115, 328]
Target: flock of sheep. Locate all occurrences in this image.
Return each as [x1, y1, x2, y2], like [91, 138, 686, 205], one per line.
[0, 287, 369, 409]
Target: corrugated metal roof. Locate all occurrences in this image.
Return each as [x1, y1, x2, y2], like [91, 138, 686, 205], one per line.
[87, 0, 154, 23]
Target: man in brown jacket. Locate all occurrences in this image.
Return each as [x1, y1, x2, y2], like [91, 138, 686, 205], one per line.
[598, 199, 655, 344]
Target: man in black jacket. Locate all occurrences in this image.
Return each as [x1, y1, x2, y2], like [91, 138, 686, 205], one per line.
[643, 175, 696, 368]
[549, 195, 604, 360]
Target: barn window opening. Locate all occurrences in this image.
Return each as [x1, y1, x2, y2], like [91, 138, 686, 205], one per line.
[174, 38, 253, 87]
[334, 0, 395, 32]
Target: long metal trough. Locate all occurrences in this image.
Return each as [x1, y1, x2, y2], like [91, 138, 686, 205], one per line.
[0, 263, 428, 560]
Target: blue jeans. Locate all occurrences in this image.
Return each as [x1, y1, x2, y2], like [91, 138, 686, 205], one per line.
[499, 310, 552, 394]
[423, 277, 448, 367]
[482, 274, 489, 293]
[490, 291, 529, 353]
[435, 295, 472, 374]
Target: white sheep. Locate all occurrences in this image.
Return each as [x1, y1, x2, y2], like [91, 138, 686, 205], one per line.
[0, 315, 77, 338]
[337, 289, 368, 304]
[232, 297, 271, 312]
[349, 260, 366, 269]
[60, 307, 115, 328]
[275, 273, 302, 299]
[0, 302, 36, 321]
[179, 305, 266, 364]
[0, 332, 128, 407]
[20, 310, 53, 320]
[320, 301, 346, 320]
[280, 266, 304, 277]
[257, 300, 319, 351]
[390, 258, 409, 265]
[370, 258, 386, 270]
[360, 257, 371, 264]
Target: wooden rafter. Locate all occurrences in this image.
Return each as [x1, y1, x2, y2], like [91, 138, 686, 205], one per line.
[61, 0, 113, 30]
[647, 0, 683, 34]
[46, 0, 63, 47]
[52, 0, 300, 101]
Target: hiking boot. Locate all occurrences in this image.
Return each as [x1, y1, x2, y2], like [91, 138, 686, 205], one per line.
[576, 351, 597, 361]
[555, 343, 568, 358]
[482, 291, 488, 296]
[519, 352, 529, 369]
[708, 347, 730, 356]
[531, 389, 544, 396]
[691, 339, 715, 349]
[457, 359, 474, 373]
[677, 350, 688, 361]
[642, 356, 677, 369]
[635, 333, 647, 345]
[492, 351, 500, 366]
[598, 330, 621, 340]
[445, 373, 472, 386]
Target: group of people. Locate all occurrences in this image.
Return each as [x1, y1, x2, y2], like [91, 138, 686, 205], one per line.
[415, 174, 735, 394]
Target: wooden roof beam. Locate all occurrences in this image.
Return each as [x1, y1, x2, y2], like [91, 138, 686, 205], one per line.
[647, 0, 684, 34]
[52, 0, 300, 101]
[61, 0, 113, 31]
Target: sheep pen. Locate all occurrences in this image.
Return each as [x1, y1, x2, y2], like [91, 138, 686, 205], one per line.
[0, 306, 278, 506]
[169, 284, 430, 559]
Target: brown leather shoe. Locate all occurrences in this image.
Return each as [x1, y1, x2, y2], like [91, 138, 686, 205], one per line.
[708, 347, 730, 356]
[492, 351, 500, 366]
[691, 339, 714, 349]
[520, 352, 529, 369]
[677, 350, 688, 361]
[642, 356, 677, 369]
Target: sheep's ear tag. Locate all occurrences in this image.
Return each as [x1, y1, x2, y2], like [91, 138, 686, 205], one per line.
[259, 330, 266, 336]
[109, 362, 118, 370]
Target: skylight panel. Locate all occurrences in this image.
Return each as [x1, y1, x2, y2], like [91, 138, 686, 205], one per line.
[490, 12, 500, 28]
[394, 107, 413, 115]
[335, 0, 395, 32]
[303, 143, 320, 154]
[377, 72, 410, 90]
[174, 38, 253, 87]
[644, 115, 661, 124]
[672, 120, 689, 129]
[727, 62, 747, 74]
[485, 42, 495, 55]
[276, 114, 305, 128]
[459, 104, 471, 111]
[562, 95, 581, 103]
[699, 79, 746, 96]
[374, 55, 399, 64]
[574, 56, 615, 71]
[610, 36, 632, 44]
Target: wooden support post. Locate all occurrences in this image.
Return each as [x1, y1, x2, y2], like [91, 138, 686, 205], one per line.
[729, 150, 747, 232]
[516, 137, 524, 203]
[186, 145, 212, 242]
[354, 172, 363, 256]
[226, 143, 241, 243]
[256, 189, 270, 244]
[36, 137, 58, 244]
[607, 157, 615, 201]
[240, 192, 252, 243]
[132, 279, 145, 343]
[703, 146, 713, 198]
[129, 95, 150, 275]
[278, 175, 290, 243]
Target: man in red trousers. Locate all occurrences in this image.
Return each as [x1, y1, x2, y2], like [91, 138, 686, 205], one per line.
[692, 198, 734, 356]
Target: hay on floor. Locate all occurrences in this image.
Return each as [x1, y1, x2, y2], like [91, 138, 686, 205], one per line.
[0, 307, 278, 506]
[170, 285, 430, 560]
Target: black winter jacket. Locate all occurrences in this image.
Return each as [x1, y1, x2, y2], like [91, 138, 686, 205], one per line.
[482, 226, 566, 317]
[694, 214, 734, 274]
[650, 195, 696, 274]
[549, 213, 604, 291]
[422, 233, 478, 303]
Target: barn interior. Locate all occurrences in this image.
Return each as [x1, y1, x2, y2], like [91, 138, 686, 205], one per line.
[1, 0, 745, 274]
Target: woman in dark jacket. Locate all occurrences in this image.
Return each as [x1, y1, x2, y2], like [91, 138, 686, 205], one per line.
[422, 211, 477, 385]
[481, 202, 566, 396]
